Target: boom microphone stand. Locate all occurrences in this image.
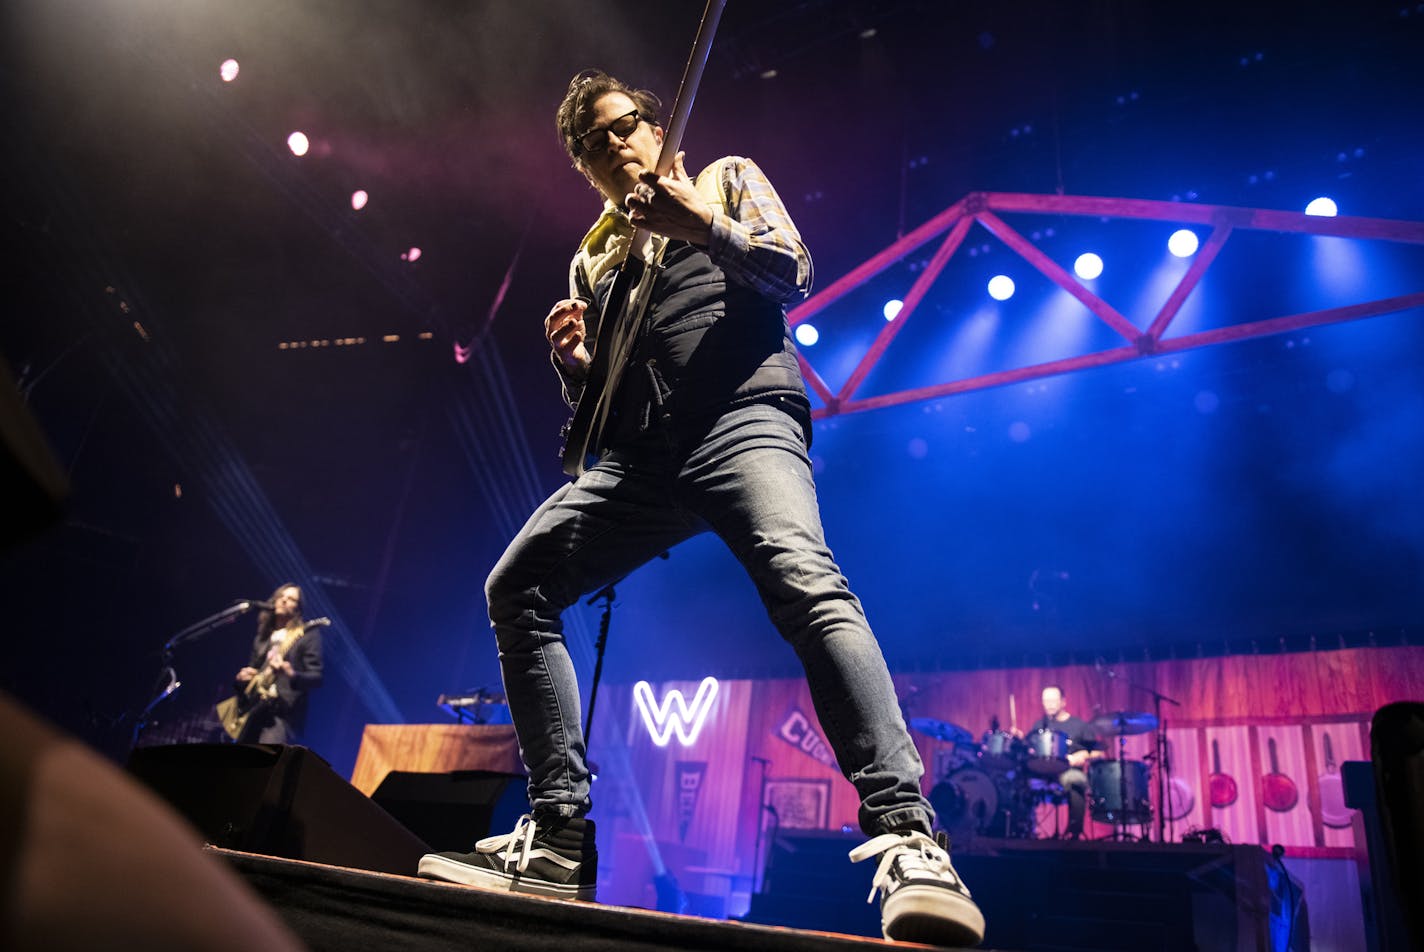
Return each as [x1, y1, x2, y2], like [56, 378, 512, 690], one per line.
[1104, 659, 1181, 843]
[131, 599, 266, 750]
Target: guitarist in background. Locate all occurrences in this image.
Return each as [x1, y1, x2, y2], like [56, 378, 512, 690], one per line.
[228, 583, 323, 744]
[418, 70, 984, 948]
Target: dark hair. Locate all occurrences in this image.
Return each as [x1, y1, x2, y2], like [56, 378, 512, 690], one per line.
[256, 582, 303, 640]
[555, 69, 662, 163]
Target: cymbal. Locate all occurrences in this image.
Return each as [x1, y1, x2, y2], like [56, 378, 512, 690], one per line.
[1092, 711, 1159, 736]
[909, 717, 975, 746]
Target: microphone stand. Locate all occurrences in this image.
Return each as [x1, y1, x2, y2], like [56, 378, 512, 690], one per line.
[1117, 665, 1181, 843]
[582, 552, 670, 760]
[749, 756, 772, 893]
[582, 582, 617, 754]
[131, 600, 261, 750]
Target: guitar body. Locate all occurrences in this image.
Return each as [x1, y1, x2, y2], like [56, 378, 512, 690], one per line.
[217, 617, 329, 741]
[216, 692, 267, 742]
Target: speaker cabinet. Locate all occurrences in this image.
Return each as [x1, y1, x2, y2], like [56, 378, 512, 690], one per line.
[127, 743, 429, 875]
[370, 770, 528, 852]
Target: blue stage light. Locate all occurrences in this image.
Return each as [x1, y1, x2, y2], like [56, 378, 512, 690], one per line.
[1168, 229, 1199, 258]
[1305, 196, 1338, 217]
[1073, 252, 1104, 280]
[987, 275, 1016, 300]
[794, 323, 820, 346]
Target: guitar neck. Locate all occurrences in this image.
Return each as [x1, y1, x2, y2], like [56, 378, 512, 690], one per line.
[655, 0, 726, 176]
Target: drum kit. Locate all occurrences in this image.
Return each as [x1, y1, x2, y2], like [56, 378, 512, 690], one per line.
[912, 709, 1160, 840]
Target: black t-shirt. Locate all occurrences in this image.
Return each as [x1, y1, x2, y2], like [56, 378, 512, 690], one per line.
[1028, 713, 1099, 753]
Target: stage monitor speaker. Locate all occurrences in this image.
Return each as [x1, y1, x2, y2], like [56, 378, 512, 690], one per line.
[370, 769, 527, 852]
[127, 743, 429, 875]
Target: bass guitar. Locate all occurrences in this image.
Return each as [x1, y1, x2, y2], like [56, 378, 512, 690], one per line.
[216, 616, 329, 741]
[560, 0, 728, 477]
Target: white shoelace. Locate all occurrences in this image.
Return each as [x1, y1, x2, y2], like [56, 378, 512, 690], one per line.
[848, 831, 955, 904]
[474, 814, 583, 873]
[476, 814, 539, 872]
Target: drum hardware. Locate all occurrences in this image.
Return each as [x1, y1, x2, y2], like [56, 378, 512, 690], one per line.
[909, 717, 975, 747]
[979, 729, 1023, 771]
[1090, 710, 1159, 737]
[1089, 760, 1152, 824]
[1091, 658, 1181, 843]
[1025, 728, 1071, 775]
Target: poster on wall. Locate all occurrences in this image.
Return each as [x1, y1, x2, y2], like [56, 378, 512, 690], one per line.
[764, 778, 831, 830]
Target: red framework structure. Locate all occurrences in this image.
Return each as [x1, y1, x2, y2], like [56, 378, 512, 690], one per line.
[790, 192, 1424, 419]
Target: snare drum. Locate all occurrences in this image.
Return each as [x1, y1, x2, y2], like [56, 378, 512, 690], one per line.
[979, 730, 1022, 770]
[1025, 728, 1070, 775]
[1089, 759, 1152, 824]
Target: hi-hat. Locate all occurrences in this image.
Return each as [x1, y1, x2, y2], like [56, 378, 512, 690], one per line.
[1092, 711, 1159, 736]
[909, 717, 975, 745]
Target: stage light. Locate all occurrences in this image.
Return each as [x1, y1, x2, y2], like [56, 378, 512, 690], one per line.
[1168, 229, 1199, 257]
[883, 299, 903, 321]
[401, 247, 422, 262]
[1073, 252, 1103, 280]
[795, 323, 820, 346]
[987, 275, 1015, 301]
[1305, 196, 1338, 217]
[351, 190, 368, 211]
[219, 59, 240, 83]
[287, 131, 310, 157]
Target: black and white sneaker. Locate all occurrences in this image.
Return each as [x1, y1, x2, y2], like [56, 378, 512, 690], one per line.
[418, 814, 597, 901]
[849, 829, 984, 947]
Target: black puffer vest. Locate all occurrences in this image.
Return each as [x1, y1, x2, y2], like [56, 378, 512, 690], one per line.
[592, 238, 811, 449]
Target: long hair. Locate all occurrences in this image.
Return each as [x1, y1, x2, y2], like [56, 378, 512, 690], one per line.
[255, 582, 303, 643]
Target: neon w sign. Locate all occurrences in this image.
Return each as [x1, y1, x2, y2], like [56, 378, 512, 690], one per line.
[633, 677, 719, 747]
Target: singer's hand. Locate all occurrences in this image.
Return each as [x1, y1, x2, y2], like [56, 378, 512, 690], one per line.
[625, 152, 713, 245]
[544, 298, 590, 374]
[265, 648, 295, 677]
[236, 667, 257, 683]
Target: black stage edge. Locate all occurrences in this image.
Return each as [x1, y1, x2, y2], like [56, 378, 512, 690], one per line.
[745, 833, 1283, 951]
[211, 847, 985, 952]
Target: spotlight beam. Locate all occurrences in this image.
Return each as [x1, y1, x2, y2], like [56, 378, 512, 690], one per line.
[1144, 222, 1233, 341]
[975, 209, 1139, 343]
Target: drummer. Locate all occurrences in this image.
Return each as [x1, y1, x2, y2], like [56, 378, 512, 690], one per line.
[1018, 685, 1103, 838]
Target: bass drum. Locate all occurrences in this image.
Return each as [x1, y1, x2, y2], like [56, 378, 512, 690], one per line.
[930, 767, 1009, 836]
[1089, 759, 1152, 824]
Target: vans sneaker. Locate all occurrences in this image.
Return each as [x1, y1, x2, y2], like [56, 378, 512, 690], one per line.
[849, 829, 984, 947]
[418, 813, 597, 901]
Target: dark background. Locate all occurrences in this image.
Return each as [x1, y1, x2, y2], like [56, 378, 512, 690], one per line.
[3, 0, 1422, 774]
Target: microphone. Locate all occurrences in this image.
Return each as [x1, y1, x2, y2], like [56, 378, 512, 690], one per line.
[236, 599, 276, 611]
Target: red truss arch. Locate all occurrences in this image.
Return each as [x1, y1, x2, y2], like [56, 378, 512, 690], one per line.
[789, 192, 1424, 420]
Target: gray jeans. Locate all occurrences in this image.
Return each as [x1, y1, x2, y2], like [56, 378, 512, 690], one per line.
[485, 401, 932, 836]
